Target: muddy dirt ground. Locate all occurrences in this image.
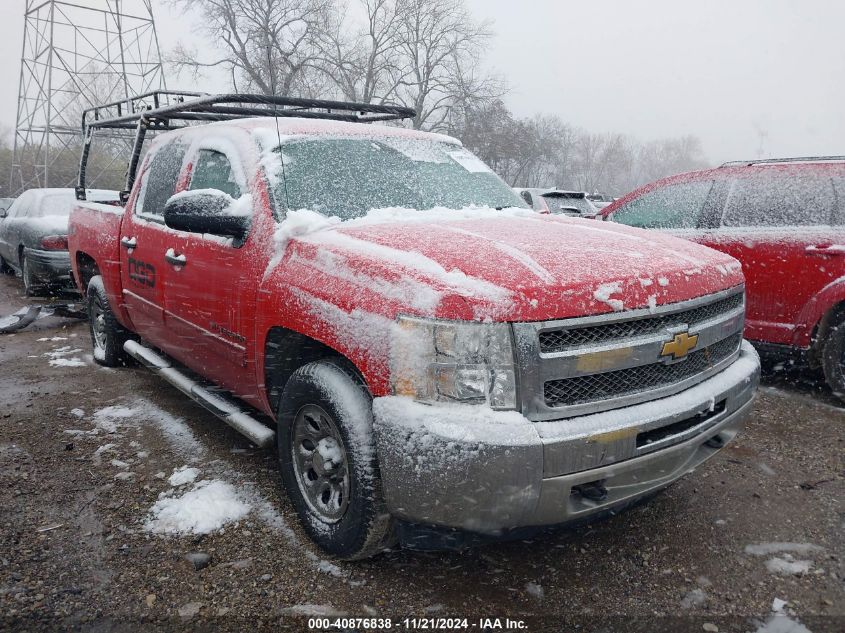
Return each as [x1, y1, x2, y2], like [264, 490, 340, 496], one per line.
[0, 273, 842, 632]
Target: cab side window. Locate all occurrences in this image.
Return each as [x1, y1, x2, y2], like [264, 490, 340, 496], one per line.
[137, 140, 187, 218]
[189, 150, 241, 199]
[611, 180, 714, 229]
[722, 171, 835, 227]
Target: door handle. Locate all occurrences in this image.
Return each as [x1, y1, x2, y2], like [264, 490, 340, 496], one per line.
[805, 244, 845, 256]
[120, 236, 137, 250]
[164, 248, 187, 267]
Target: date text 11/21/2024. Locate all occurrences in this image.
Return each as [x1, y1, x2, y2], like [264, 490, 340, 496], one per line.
[307, 617, 528, 630]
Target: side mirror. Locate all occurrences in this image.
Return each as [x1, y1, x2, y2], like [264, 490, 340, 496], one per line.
[163, 190, 249, 240]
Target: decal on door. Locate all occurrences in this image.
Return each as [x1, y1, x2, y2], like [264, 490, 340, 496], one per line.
[128, 257, 156, 288]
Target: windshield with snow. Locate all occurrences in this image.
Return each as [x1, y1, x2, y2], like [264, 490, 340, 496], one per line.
[271, 138, 525, 219]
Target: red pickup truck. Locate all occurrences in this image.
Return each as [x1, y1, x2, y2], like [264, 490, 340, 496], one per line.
[601, 158, 845, 397]
[68, 93, 760, 558]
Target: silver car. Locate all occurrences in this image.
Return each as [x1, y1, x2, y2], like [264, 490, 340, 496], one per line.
[0, 188, 118, 295]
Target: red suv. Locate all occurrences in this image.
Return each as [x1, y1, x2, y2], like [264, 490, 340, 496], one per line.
[602, 157, 845, 396]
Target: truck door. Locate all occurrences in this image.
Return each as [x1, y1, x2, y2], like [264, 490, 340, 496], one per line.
[701, 168, 844, 345]
[161, 144, 260, 402]
[120, 138, 188, 350]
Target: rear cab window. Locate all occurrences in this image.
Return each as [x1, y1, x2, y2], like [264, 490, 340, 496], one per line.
[136, 139, 188, 221]
[610, 179, 714, 229]
[721, 169, 836, 227]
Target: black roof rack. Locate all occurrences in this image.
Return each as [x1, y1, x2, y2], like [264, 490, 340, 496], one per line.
[77, 91, 416, 201]
[720, 155, 845, 167]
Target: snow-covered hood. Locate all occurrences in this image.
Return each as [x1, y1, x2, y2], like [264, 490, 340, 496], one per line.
[275, 209, 744, 322]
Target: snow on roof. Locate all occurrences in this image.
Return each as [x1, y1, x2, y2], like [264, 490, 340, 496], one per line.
[171, 116, 462, 146]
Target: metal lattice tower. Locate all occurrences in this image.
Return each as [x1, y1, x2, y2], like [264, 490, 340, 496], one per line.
[11, 0, 166, 194]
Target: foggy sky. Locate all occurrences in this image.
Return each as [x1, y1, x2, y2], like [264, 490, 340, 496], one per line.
[0, 0, 843, 166]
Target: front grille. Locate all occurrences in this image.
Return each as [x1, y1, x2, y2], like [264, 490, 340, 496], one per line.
[543, 333, 742, 407]
[539, 291, 744, 353]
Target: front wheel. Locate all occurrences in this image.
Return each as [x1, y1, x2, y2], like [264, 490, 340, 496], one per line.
[821, 311, 845, 401]
[86, 275, 129, 367]
[277, 359, 396, 559]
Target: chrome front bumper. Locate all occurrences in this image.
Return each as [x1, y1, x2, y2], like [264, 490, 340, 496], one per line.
[373, 341, 760, 533]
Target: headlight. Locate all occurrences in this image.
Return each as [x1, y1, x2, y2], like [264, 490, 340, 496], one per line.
[390, 316, 517, 410]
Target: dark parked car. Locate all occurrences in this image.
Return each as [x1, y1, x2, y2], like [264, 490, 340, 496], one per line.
[0, 188, 118, 295]
[515, 188, 600, 218]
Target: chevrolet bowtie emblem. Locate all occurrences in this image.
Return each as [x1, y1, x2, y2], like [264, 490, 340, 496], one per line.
[661, 331, 699, 360]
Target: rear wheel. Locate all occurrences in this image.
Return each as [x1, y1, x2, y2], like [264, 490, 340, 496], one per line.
[821, 311, 845, 400]
[0, 254, 11, 274]
[86, 275, 129, 367]
[277, 359, 396, 559]
[21, 253, 45, 297]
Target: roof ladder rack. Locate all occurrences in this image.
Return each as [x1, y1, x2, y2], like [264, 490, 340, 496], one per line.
[720, 155, 845, 167]
[76, 90, 417, 201]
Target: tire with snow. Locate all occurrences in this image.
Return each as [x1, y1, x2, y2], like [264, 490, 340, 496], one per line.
[277, 359, 396, 559]
[821, 310, 845, 400]
[86, 275, 129, 367]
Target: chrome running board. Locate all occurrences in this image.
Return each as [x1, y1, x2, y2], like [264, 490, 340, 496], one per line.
[123, 340, 275, 448]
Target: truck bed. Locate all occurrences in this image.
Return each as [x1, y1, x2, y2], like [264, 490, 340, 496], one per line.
[68, 201, 128, 326]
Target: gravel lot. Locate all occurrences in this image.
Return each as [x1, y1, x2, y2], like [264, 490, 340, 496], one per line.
[0, 273, 842, 632]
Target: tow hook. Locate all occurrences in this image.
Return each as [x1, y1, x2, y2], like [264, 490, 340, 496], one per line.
[573, 480, 608, 502]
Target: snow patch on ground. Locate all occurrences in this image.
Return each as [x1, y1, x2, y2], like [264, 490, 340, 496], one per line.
[754, 598, 812, 633]
[49, 357, 86, 367]
[130, 398, 206, 457]
[92, 405, 137, 434]
[91, 443, 117, 465]
[680, 588, 707, 609]
[144, 480, 251, 535]
[745, 542, 824, 578]
[744, 542, 824, 556]
[44, 344, 85, 367]
[764, 557, 812, 576]
[168, 466, 200, 486]
[524, 582, 544, 600]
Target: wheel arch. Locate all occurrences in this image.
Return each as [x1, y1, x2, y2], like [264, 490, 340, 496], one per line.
[808, 300, 845, 368]
[263, 326, 368, 416]
[75, 251, 100, 291]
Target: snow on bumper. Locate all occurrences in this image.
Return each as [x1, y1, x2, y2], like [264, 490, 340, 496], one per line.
[373, 340, 760, 533]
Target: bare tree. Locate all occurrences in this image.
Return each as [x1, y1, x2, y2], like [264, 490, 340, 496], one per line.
[391, 0, 502, 131]
[635, 135, 707, 186]
[168, 0, 334, 96]
[315, 0, 405, 103]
